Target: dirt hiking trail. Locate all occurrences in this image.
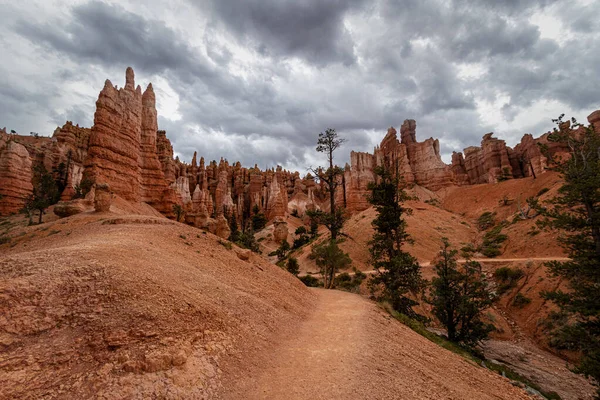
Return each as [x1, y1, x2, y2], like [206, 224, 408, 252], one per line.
[222, 289, 531, 400]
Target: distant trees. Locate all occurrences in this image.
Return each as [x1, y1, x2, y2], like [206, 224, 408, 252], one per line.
[367, 161, 423, 316]
[251, 205, 267, 231]
[25, 164, 59, 224]
[172, 204, 185, 222]
[537, 115, 600, 394]
[229, 213, 260, 253]
[286, 257, 300, 276]
[311, 240, 351, 288]
[427, 238, 493, 346]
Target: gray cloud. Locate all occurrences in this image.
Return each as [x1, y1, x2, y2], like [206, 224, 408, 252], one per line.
[203, 0, 367, 66]
[1, 0, 598, 171]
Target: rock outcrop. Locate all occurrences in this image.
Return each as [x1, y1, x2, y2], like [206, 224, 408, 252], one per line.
[2, 67, 598, 228]
[94, 184, 112, 212]
[85, 68, 143, 202]
[0, 141, 33, 214]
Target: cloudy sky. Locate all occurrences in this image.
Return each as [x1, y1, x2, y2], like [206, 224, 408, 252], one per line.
[1, 0, 599, 170]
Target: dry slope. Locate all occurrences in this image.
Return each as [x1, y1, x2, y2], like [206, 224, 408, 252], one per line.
[224, 289, 531, 400]
[0, 212, 312, 399]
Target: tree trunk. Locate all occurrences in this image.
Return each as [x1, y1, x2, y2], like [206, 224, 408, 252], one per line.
[38, 209, 44, 224]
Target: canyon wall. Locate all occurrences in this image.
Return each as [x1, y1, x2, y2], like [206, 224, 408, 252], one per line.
[0, 67, 595, 225]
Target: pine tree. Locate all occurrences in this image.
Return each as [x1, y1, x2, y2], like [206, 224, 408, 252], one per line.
[311, 240, 351, 287]
[307, 128, 350, 288]
[537, 115, 600, 395]
[367, 161, 423, 316]
[427, 238, 493, 346]
[26, 164, 59, 224]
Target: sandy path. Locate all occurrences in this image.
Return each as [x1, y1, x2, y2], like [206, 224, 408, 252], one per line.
[225, 289, 530, 400]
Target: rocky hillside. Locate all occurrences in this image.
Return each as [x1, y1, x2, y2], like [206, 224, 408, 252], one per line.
[0, 205, 312, 399]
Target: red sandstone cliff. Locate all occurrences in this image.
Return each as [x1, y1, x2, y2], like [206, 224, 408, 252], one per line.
[0, 67, 597, 225]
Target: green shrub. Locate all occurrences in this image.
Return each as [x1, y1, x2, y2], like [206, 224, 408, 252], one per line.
[286, 257, 300, 276]
[512, 293, 531, 308]
[299, 274, 321, 287]
[334, 268, 366, 293]
[479, 225, 507, 257]
[218, 240, 232, 250]
[0, 236, 10, 245]
[493, 267, 524, 295]
[251, 206, 267, 231]
[477, 212, 496, 231]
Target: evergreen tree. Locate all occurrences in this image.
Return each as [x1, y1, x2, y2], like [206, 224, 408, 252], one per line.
[427, 238, 493, 346]
[312, 128, 346, 241]
[367, 162, 423, 316]
[307, 128, 351, 288]
[286, 257, 300, 276]
[537, 115, 600, 395]
[172, 204, 185, 222]
[311, 240, 351, 288]
[228, 213, 240, 243]
[251, 205, 267, 231]
[26, 164, 59, 224]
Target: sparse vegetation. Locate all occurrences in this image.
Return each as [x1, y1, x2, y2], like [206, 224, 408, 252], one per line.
[306, 128, 351, 288]
[334, 268, 366, 293]
[493, 267, 524, 295]
[479, 225, 508, 257]
[73, 176, 94, 199]
[293, 226, 311, 249]
[496, 167, 512, 182]
[218, 240, 232, 250]
[0, 235, 11, 245]
[311, 240, 351, 288]
[427, 238, 494, 346]
[477, 211, 496, 231]
[270, 240, 291, 261]
[512, 293, 531, 308]
[367, 161, 424, 317]
[251, 205, 267, 231]
[286, 257, 299, 276]
[23, 164, 60, 224]
[536, 115, 600, 394]
[299, 274, 321, 287]
[173, 204, 185, 222]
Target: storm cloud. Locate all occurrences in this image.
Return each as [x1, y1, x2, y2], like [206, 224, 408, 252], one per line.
[1, 0, 598, 170]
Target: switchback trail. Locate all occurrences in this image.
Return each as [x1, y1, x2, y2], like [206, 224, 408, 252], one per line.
[223, 289, 531, 400]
